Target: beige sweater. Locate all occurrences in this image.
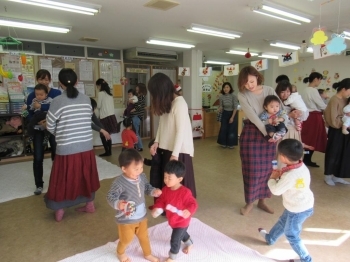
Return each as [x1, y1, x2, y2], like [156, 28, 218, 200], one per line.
[155, 96, 194, 157]
[97, 91, 115, 119]
[324, 95, 347, 129]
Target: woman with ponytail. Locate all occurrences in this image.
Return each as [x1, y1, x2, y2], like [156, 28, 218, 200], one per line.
[323, 78, 350, 186]
[299, 72, 327, 167]
[96, 78, 118, 156]
[45, 68, 100, 222]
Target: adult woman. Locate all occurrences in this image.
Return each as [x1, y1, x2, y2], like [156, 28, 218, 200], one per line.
[148, 73, 196, 198]
[217, 82, 239, 149]
[300, 72, 327, 167]
[26, 69, 61, 195]
[96, 79, 118, 156]
[237, 66, 287, 216]
[130, 83, 147, 151]
[45, 68, 100, 222]
[323, 78, 350, 186]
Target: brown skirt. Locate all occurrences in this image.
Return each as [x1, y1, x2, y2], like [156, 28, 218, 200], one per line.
[100, 115, 119, 134]
[301, 111, 327, 153]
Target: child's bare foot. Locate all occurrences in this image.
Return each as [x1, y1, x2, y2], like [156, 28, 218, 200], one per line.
[117, 253, 131, 262]
[165, 258, 175, 262]
[182, 244, 193, 254]
[257, 200, 274, 214]
[240, 203, 253, 216]
[144, 254, 159, 262]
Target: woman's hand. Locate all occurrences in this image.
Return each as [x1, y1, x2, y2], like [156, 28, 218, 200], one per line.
[170, 155, 178, 161]
[100, 129, 111, 140]
[130, 109, 136, 113]
[150, 142, 159, 156]
[289, 110, 302, 119]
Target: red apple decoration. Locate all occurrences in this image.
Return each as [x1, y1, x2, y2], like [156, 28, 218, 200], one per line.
[18, 74, 23, 82]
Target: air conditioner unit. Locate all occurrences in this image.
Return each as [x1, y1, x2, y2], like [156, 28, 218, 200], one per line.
[125, 47, 178, 61]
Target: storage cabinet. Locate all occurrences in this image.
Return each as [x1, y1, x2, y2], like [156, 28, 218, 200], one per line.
[202, 109, 221, 138]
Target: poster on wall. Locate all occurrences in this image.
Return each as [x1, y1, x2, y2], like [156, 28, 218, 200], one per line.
[313, 42, 333, 59]
[189, 109, 204, 138]
[199, 67, 212, 77]
[278, 52, 299, 67]
[202, 84, 212, 92]
[224, 64, 239, 76]
[178, 67, 190, 76]
[251, 59, 268, 71]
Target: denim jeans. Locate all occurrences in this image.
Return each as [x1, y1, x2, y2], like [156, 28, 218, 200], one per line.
[132, 116, 143, 149]
[217, 110, 238, 147]
[169, 227, 190, 259]
[266, 208, 314, 262]
[33, 130, 56, 188]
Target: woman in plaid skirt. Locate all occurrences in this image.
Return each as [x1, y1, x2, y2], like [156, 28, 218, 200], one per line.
[237, 66, 288, 216]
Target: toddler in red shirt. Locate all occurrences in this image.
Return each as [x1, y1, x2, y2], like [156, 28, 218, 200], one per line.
[151, 160, 198, 262]
[121, 118, 138, 151]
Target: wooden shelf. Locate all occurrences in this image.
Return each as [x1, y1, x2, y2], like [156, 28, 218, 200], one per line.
[202, 109, 221, 138]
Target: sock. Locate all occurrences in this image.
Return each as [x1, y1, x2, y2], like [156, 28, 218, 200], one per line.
[184, 238, 193, 246]
[258, 228, 267, 238]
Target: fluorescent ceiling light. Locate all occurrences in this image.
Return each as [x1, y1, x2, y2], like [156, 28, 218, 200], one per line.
[0, 17, 71, 33]
[146, 39, 195, 49]
[204, 61, 231, 65]
[226, 50, 258, 56]
[258, 54, 279, 59]
[261, 4, 311, 23]
[8, 0, 101, 15]
[187, 24, 242, 39]
[252, 10, 301, 25]
[307, 47, 313, 53]
[270, 42, 300, 50]
[343, 30, 350, 36]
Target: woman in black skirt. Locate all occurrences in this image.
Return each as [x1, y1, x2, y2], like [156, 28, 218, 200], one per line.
[323, 78, 350, 186]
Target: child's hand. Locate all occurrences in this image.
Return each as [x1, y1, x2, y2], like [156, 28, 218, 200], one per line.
[151, 208, 164, 218]
[150, 142, 159, 156]
[153, 189, 162, 197]
[270, 170, 281, 180]
[21, 104, 27, 110]
[33, 101, 41, 110]
[118, 200, 127, 210]
[182, 209, 191, 219]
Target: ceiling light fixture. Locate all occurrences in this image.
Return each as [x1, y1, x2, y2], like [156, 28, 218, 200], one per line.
[0, 17, 71, 33]
[187, 24, 242, 39]
[226, 50, 258, 56]
[146, 38, 195, 48]
[307, 47, 313, 53]
[8, 0, 101, 15]
[252, 10, 301, 25]
[270, 41, 300, 50]
[258, 54, 279, 59]
[204, 60, 231, 65]
[343, 30, 350, 36]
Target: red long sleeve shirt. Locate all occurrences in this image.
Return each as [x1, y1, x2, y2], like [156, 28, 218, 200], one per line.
[121, 129, 138, 149]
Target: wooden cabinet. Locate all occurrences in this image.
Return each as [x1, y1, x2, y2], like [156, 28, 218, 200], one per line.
[202, 109, 220, 138]
[238, 110, 245, 136]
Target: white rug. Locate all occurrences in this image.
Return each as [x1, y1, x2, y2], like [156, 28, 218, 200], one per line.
[0, 156, 122, 203]
[60, 218, 275, 262]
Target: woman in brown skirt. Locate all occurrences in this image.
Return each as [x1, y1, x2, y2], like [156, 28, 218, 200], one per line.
[237, 66, 288, 216]
[148, 73, 196, 198]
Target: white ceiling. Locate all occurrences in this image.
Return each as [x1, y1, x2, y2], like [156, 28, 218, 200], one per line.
[1, 0, 349, 64]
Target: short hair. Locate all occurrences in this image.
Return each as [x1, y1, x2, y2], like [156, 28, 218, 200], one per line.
[275, 75, 290, 84]
[136, 83, 147, 96]
[237, 66, 264, 92]
[90, 98, 97, 110]
[318, 89, 325, 95]
[123, 117, 133, 128]
[275, 80, 292, 98]
[164, 160, 186, 178]
[34, 84, 48, 94]
[278, 139, 303, 162]
[128, 88, 136, 96]
[36, 69, 51, 81]
[303, 72, 323, 84]
[263, 95, 280, 108]
[118, 148, 143, 168]
[221, 82, 233, 94]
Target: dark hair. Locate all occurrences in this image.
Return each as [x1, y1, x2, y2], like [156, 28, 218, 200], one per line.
[275, 80, 293, 99]
[278, 139, 303, 162]
[118, 148, 143, 168]
[318, 89, 325, 95]
[275, 75, 290, 84]
[332, 78, 350, 93]
[127, 88, 136, 96]
[34, 83, 48, 94]
[303, 72, 323, 84]
[148, 139, 155, 148]
[58, 68, 79, 98]
[148, 73, 175, 115]
[263, 95, 281, 108]
[164, 160, 186, 178]
[123, 117, 133, 128]
[36, 69, 51, 81]
[97, 79, 112, 96]
[136, 83, 147, 96]
[90, 98, 97, 110]
[95, 78, 105, 86]
[221, 82, 233, 94]
[237, 66, 264, 92]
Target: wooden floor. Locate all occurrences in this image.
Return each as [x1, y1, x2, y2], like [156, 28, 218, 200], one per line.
[0, 137, 349, 262]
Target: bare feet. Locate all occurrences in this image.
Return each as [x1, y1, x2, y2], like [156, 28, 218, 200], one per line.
[257, 200, 274, 214]
[182, 244, 193, 254]
[240, 203, 254, 216]
[165, 258, 175, 262]
[144, 254, 159, 262]
[117, 253, 131, 262]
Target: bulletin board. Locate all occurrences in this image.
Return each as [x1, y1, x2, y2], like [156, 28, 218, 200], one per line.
[38, 56, 96, 97]
[98, 60, 122, 98]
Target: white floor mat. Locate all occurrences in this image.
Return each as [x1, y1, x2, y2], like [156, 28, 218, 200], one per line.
[0, 156, 121, 203]
[60, 218, 275, 262]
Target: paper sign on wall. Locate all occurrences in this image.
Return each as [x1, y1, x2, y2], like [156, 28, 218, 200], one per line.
[202, 84, 212, 92]
[179, 67, 190, 76]
[251, 59, 268, 71]
[278, 52, 299, 67]
[199, 67, 212, 77]
[313, 42, 333, 59]
[224, 64, 239, 76]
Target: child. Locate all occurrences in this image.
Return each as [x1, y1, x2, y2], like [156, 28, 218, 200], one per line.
[258, 139, 314, 262]
[121, 118, 138, 151]
[259, 95, 288, 141]
[342, 104, 350, 135]
[151, 160, 198, 262]
[318, 89, 329, 105]
[174, 84, 183, 96]
[283, 83, 308, 131]
[123, 89, 138, 117]
[106, 149, 161, 262]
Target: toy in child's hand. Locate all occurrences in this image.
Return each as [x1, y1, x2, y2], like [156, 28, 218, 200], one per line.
[166, 204, 184, 217]
[152, 208, 164, 218]
[116, 200, 136, 218]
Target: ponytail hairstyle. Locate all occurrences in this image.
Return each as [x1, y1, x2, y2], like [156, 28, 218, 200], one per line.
[332, 78, 350, 93]
[96, 78, 112, 96]
[303, 72, 323, 84]
[58, 68, 78, 98]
